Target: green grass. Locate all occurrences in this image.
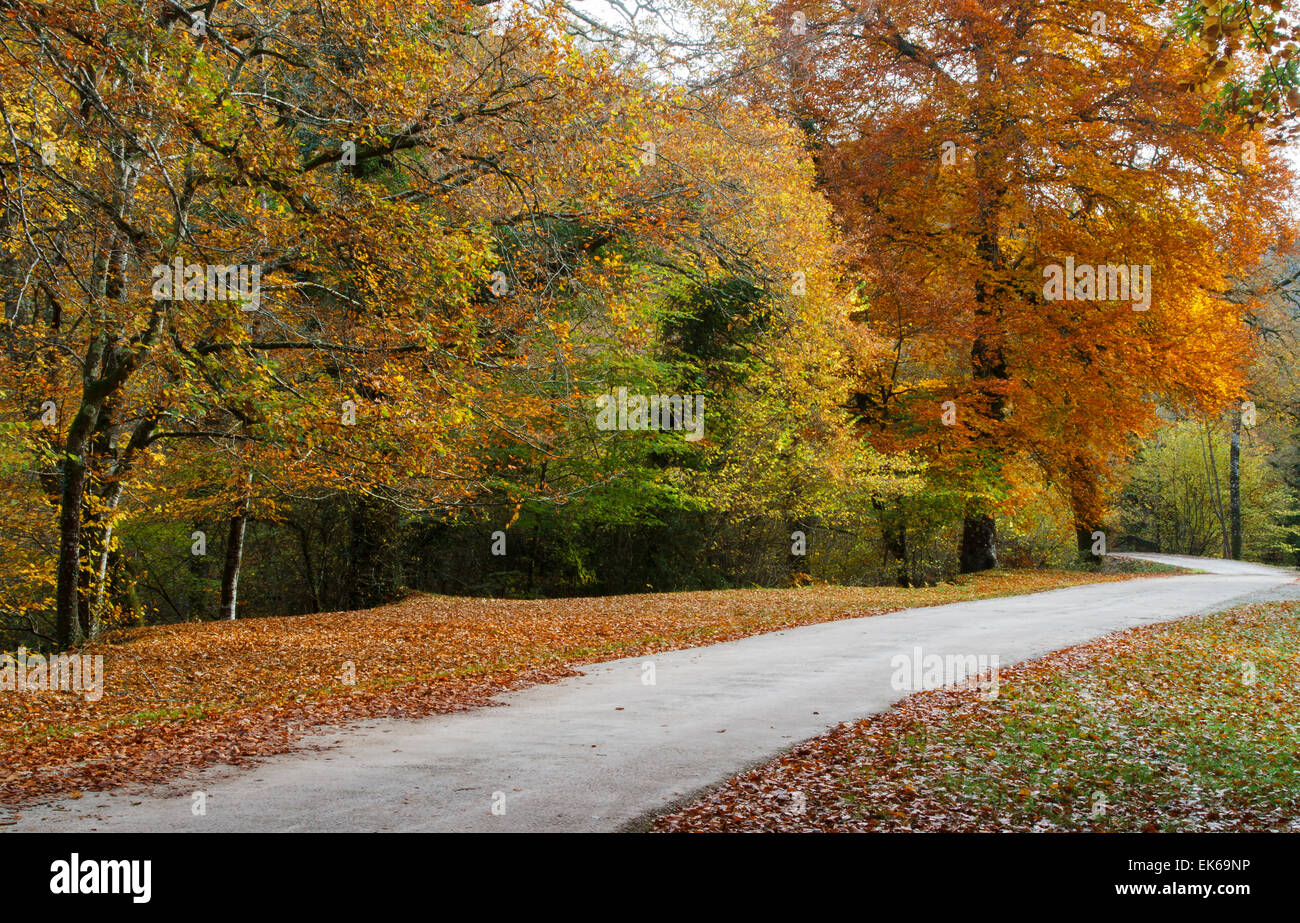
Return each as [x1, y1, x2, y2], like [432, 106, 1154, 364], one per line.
[844, 601, 1300, 831]
[655, 599, 1300, 832]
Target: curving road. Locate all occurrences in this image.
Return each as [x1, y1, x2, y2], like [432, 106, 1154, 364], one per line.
[9, 554, 1294, 833]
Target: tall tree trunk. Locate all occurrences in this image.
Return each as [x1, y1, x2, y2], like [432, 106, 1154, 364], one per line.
[87, 417, 156, 638]
[1230, 408, 1242, 560]
[220, 509, 248, 620]
[55, 360, 110, 650]
[872, 499, 912, 587]
[55, 450, 90, 650]
[79, 406, 114, 641]
[958, 57, 1010, 575]
[1068, 460, 1104, 564]
[52, 154, 155, 648]
[890, 522, 911, 588]
[220, 474, 253, 620]
[959, 511, 998, 573]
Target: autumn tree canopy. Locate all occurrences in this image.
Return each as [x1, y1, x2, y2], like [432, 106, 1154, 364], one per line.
[0, 0, 884, 647]
[752, 0, 1293, 571]
[0, 0, 1295, 647]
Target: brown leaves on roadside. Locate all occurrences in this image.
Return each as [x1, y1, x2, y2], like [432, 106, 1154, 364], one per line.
[1, 569, 1140, 806]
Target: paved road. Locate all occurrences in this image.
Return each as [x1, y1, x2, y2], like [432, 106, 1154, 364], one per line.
[1108, 552, 1289, 577]
[9, 554, 1294, 832]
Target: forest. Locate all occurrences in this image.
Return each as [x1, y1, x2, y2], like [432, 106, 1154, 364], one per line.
[2, 0, 1298, 653]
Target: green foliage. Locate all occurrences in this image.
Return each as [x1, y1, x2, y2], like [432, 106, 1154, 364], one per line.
[1119, 421, 1300, 561]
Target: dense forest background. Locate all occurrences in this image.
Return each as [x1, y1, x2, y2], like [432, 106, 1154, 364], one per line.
[3, 0, 1300, 649]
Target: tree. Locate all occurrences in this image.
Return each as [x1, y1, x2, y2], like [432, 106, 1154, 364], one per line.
[0, 0, 682, 645]
[1, 0, 881, 643]
[1119, 419, 1300, 559]
[753, 0, 1291, 569]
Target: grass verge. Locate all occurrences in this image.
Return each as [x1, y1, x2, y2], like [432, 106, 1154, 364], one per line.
[652, 598, 1300, 832]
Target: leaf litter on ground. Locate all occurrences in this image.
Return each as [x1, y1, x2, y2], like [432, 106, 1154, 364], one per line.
[0, 568, 1149, 805]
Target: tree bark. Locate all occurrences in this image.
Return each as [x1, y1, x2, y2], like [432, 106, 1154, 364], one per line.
[90, 516, 115, 634]
[959, 512, 998, 573]
[220, 508, 248, 620]
[220, 475, 253, 620]
[1074, 523, 1102, 563]
[53, 191, 153, 646]
[55, 348, 111, 650]
[84, 412, 158, 639]
[55, 447, 90, 650]
[1067, 459, 1104, 564]
[871, 499, 912, 586]
[1230, 409, 1242, 560]
[958, 56, 1010, 576]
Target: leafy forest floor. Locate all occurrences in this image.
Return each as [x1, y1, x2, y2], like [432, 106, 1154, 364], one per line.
[651, 598, 1300, 832]
[0, 562, 1172, 808]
